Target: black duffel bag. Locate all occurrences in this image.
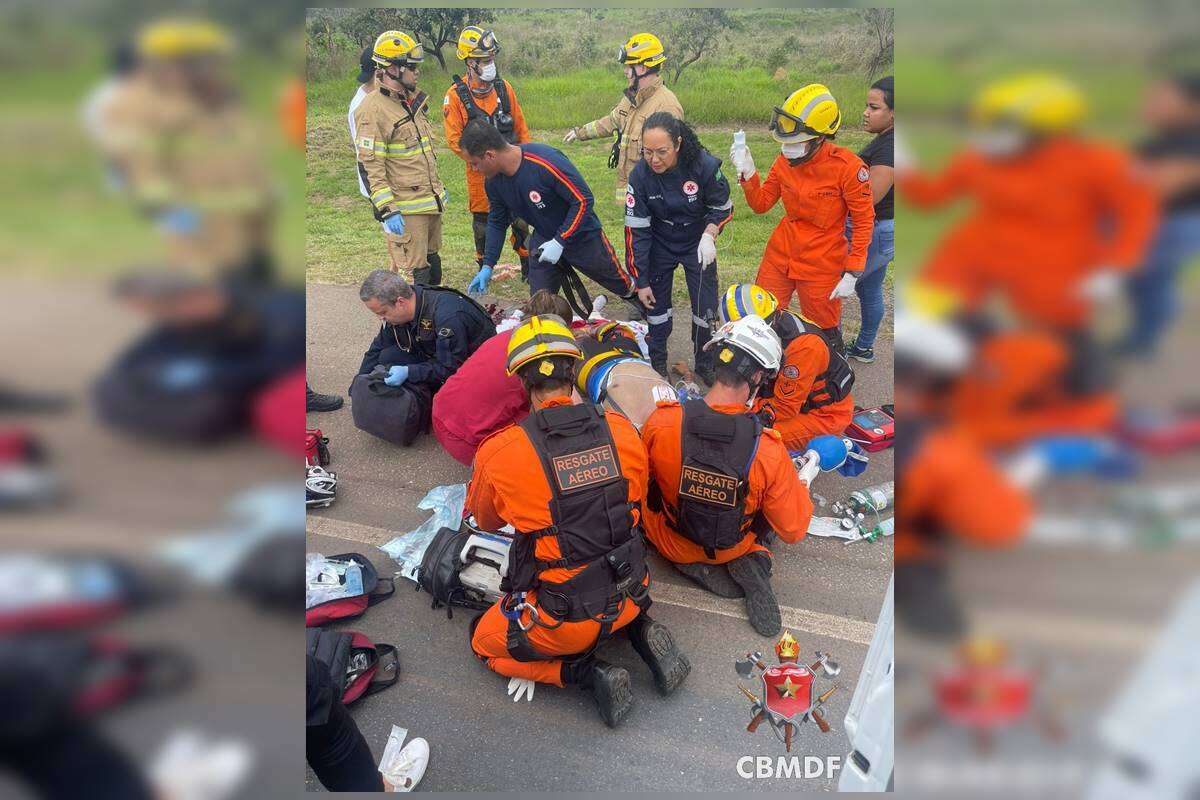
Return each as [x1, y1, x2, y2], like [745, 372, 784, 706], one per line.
[349, 369, 431, 447]
[93, 365, 246, 443]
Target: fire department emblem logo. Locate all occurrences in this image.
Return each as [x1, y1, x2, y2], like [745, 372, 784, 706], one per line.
[734, 631, 840, 752]
[528, 190, 542, 204]
[762, 664, 814, 722]
[857, 167, 870, 182]
[626, 192, 636, 208]
[683, 180, 699, 196]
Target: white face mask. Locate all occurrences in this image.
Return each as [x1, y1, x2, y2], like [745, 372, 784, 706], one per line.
[972, 128, 1027, 157]
[477, 62, 497, 82]
[780, 140, 813, 160]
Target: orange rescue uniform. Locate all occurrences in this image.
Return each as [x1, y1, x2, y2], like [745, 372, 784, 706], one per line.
[640, 401, 813, 565]
[755, 333, 855, 451]
[740, 142, 875, 328]
[442, 76, 530, 213]
[901, 136, 1158, 330]
[947, 330, 1119, 449]
[897, 424, 1031, 563]
[468, 396, 648, 687]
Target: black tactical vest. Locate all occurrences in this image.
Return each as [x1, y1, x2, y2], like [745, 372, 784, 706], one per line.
[503, 402, 648, 623]
[669, 399, 762, 558]
[452, 76, 517, 144]
[767, 311, 855, 412]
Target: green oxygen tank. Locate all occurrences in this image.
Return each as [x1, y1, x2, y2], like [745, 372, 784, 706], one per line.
[846, 482, 894, 515]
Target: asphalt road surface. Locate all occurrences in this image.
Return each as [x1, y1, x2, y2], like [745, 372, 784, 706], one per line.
[305, 280, 895, 791]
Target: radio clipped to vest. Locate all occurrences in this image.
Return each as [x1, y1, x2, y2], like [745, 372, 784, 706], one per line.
[452, 76, 517, 144]
[670, 400, 762, 559]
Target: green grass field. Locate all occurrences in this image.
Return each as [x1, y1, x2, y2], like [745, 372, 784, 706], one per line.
[306, 70, 875, 307]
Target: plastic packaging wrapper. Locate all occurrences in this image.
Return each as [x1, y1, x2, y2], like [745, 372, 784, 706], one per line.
[380, 483, 467, 581]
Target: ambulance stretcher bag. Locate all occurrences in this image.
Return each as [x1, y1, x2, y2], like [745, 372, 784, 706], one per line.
[306, 628, 399, 705]
[306, 552, 395, 627]
[93, 366, 246, 443]
[349, 370, 431, 447]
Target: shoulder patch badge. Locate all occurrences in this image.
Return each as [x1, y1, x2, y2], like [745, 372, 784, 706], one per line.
[438, 326, 453, 338]
[858, 166, 869, 182]
[782, 365, 800, 379]
[626, 192, 636, 208]
[683, 180, 699, 196]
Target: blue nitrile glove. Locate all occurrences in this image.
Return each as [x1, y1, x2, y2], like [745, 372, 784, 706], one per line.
[159, 358, 210, 391]
[467, 266, 493, 295]
[157, 207, 200, 236]
[384, 365, 409, 387]
[383, 213, 406, 236]
[806, 435, 851, 471]
[535, 238, 563, 264]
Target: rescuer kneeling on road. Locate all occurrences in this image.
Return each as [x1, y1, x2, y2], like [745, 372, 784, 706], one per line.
[468, 315, 690, 727]
[640, 315, 817, 637]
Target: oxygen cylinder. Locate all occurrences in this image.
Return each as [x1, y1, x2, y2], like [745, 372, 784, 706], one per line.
[847, 482, 894, 515]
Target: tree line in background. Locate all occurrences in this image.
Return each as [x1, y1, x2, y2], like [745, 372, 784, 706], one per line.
[305, 7, 893, 83]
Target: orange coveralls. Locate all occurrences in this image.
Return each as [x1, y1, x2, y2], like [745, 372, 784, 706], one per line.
[640, 401, 813, 565]
[947, 330, 1119, 448]
[468, 396, 649, 687]
[740, 143, 875, 328]
[901, 136, 1158, 330]
[442, 75, 530, 213]
[898, 424, 1031, 563]
[755, 333, 855, 451]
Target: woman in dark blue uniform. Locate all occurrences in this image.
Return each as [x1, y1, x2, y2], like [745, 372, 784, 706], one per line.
[624, 112, 733, 381]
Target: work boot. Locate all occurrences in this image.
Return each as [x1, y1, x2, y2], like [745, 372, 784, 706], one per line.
[624, 614, 690, 695]
[306, 385, 343, 413]
[564, 657, 635, 728]
[672, 561, 744, 598]
[726, 551, 782, 637]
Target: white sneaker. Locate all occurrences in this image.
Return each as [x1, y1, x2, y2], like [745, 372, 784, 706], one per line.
[385, 737, 429, 792]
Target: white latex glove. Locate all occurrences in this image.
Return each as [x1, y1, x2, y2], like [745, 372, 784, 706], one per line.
[536, 237, 563, 264]
[1079, 269, 1122, 303]
[563, 128, 578, 144]
[729, 143, 756, 181]
[507, 676, 536, 702]
[796, 450, 821, 486]
[829, 272, 859, 300]
[893, 125, 915, 172]
[1004, 449, 1049, 490]
[697, 232, 717, 268]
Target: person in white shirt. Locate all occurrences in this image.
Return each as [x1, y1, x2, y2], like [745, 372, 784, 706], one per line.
[348, 46, 377, 199]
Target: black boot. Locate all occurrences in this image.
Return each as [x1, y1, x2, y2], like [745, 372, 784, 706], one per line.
[306, 385, 343, 413]
[727, 551, 782, 637]
[672, 561, 744, 598]
[564, 657, 634, 728]
[624, 614, 690, 696]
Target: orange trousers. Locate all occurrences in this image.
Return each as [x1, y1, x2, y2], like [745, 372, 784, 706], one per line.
[471, 590, 642, 686]
[754, 262, 844, 330]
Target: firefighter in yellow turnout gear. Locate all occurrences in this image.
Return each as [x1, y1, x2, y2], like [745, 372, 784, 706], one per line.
[563, 33, 684, 204]
[353, 31, 449, 284]
[98, 19, 274, 282]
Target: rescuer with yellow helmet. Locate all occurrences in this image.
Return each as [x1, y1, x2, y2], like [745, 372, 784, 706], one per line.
[563, 33, 685, 204]
[467, 314, 690, 726]
[728, 84, 876, 336]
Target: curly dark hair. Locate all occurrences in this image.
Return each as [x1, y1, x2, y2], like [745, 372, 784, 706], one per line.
[641, 111, 709, 170]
